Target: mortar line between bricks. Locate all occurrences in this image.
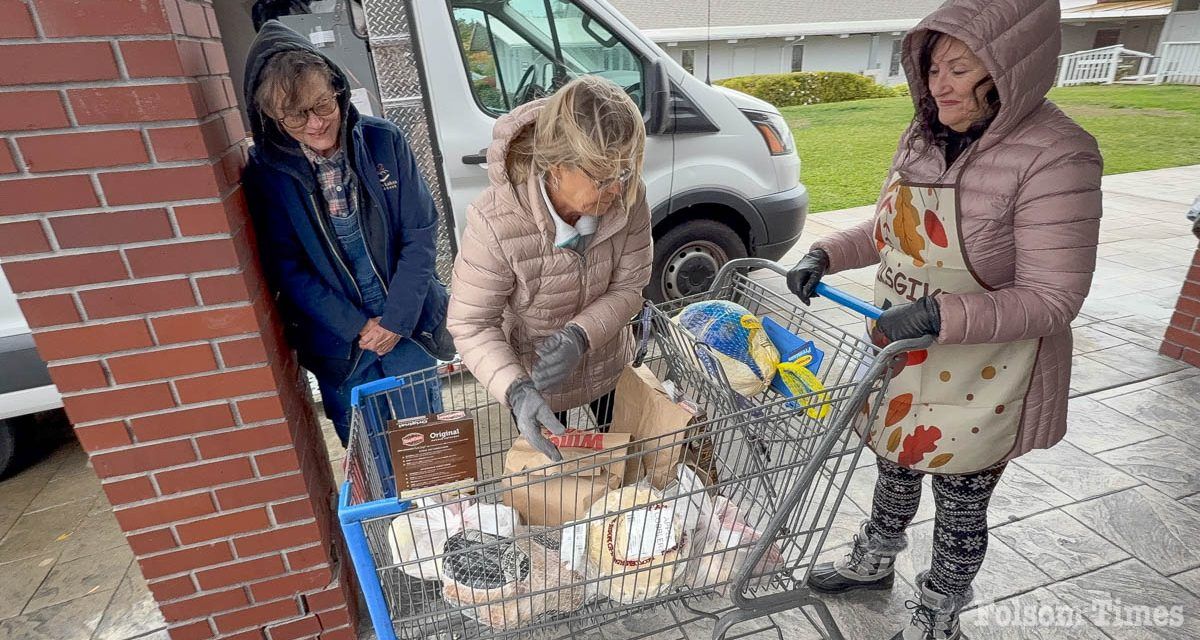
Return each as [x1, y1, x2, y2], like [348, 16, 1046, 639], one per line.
[0, 196, 225, 222]
[29, 295, 250, 325]
[4, 137, 27, 173]
[100, 443, 297, 486]
[3, 113, 235, 140]
[142, 518, 322, 572]
[0, 74, 229, 92]
[11, 268, 243, 303]
[0, 34, 219, 46]
[140, 128, 159, 164]
[0, 156, 221, 181]
[58, 89, 78, 127]
[24, 0, 46, 39]
[5, 230, 238, 261]
[109, 40, 130, 82]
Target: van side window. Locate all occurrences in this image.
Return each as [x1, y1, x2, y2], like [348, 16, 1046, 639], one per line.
[451, 0, 645, 117]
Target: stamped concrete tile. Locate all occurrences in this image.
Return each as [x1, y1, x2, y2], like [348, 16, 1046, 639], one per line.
[1047, 558, 1200, 640]
[1095, 436, 1200, 499]
[93, 563, 166, 640]
[1062, 396, 1162, 455]
[814, 572, 918, 640]
[1086, 343, 1187, 380]
[1102, 388, 1200, 443]
[893, 520, 1053, 606]
[1173, 566, 1200, 600]
[0, 499, 93, 564]
[57, 507, 127, 563]
[1070, 355, 1139, 395]
[1154, 375, 1200, 412]
[24, 471, 102, 514]
[0, 591, 109, 640]
[1065, 485, 1200, 575]
[988, 464, 1075, 527]
[962, 586, 1113, 639]
[990, 509, 1128, 581]
[1092, 322, 1168, 351]
[23, 546, 132, 613]
[1072, 325, 1127, 354]
[1012, 441, 1140, 502]
[0, 554, 56, 619]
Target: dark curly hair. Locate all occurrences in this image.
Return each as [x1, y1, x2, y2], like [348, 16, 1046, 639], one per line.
[906, 31, 1001, 156]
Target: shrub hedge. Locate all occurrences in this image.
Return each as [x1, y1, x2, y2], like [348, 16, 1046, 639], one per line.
[715, 71, 906, 108]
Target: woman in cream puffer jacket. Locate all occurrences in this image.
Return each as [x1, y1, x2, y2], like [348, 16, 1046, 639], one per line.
[447, 76, 652, 462]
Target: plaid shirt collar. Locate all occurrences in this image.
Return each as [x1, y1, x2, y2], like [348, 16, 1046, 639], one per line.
[302, 144, 356, 219]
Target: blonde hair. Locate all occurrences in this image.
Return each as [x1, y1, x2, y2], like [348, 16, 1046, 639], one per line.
[507, 75, 646, 211]
[255, 50, 336, 120]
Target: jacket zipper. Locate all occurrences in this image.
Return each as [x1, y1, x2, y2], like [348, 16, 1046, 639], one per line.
[310, 192, 363, 305]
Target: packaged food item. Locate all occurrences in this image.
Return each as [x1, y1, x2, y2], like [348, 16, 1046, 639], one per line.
[762, 317, 831, 420]
[501, 430, 632, 527]
[441, 530, 586, 629]
[386, 499, 520, 582]
[386, 411, 478, 500]
[686, 495, 785, 595]
[559, 484, 690, 604]
[673, 300, 781, 397]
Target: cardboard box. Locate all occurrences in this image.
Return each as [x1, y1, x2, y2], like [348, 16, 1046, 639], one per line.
[501, 430, 632, 527]
[387, 411, 478, 500]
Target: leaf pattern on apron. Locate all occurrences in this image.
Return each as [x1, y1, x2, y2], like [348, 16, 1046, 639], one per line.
[893, 187, 926, 267]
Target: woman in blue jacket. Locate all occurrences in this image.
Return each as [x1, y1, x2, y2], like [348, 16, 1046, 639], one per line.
[242, 22, 452, 445]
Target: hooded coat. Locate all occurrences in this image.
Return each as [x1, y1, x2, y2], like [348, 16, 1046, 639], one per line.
[447, 100, 653, 412]
[241, 22, 447, 382]
[812, 0, 1103, 463]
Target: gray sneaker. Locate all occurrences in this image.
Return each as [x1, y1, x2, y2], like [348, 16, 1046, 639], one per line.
[806, 520, 906, 594]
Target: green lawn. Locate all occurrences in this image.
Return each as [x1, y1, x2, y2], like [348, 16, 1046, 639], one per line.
[783, 85, 1200, 213]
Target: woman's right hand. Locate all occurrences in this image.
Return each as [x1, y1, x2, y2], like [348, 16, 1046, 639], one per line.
[786, 249, 830, 305]
[506, 379, 566, 462]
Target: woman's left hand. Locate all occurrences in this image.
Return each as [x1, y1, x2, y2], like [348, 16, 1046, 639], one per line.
[360, 317, 401, 356]
[532, 324, 589, 392]
[877, 296, 942, 342]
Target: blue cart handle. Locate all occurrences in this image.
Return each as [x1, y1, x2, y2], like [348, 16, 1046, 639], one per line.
[712, 258, 884, 320]
[349, 375, 408, 408]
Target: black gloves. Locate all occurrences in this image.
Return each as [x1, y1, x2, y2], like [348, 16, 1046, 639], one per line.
[787, 249, 830, 305]
[876, 296, 941, 342]
[531, 324, 588, 392]
[506, 379, 566, 462]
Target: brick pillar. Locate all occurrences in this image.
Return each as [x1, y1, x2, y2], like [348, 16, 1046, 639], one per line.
[0, 2, 356, 639]
[1161, 246, 1200, 368]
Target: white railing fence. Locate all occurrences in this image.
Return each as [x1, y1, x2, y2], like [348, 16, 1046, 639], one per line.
[1155, 41, 1200, 86]
[1056, 45, 1155, 86]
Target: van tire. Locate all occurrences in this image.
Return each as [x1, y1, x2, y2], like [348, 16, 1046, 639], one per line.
[649, 220, 747, 303]
[0, 419, 14, 479]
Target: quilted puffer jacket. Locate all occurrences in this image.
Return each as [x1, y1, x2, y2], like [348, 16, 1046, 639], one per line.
[812, 0, 1103, 463]
[447, 100, 653, 412]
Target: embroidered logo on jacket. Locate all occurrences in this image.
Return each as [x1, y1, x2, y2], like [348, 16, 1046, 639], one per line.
[378, 164, 398, 191]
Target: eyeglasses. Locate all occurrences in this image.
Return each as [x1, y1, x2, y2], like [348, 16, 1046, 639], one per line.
[591, 166, 634, 192]
[277, 93, 340, 130]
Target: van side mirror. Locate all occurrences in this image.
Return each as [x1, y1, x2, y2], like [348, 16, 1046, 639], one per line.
[644, 59, 671, 136]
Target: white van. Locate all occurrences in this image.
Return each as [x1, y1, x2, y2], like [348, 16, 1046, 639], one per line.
[0, 269, 61, 475]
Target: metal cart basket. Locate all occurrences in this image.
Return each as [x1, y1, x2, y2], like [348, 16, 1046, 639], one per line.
[337, 259, 930, 640]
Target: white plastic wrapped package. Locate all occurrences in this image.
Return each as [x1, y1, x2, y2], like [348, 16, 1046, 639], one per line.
[387, 499, 520, 582]
[560, 484, 690, 604]
[673, 300, 781, 397]
[686, 495, 785, 595]
[441, 529, 586, 629]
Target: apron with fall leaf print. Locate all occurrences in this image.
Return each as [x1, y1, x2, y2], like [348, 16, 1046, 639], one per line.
[863, 172, 1039, 474]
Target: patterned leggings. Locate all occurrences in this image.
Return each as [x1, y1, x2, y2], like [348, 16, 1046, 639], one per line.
[865, 456, 1006, 598]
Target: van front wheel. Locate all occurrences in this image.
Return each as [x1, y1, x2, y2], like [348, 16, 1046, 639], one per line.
[649, 220, 747, 303]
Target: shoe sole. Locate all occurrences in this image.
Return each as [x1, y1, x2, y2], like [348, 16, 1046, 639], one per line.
[806, 574, 895, 595]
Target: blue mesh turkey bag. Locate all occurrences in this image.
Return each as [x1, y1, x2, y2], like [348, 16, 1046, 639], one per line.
[673, 300, 780, 396]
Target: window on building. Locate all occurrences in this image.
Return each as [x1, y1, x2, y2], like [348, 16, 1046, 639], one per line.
[1093, 28, 1122, 48]
[790, 45, 804, 72]
[889, 39, 903, 77]
[681, 48, 696, 75]
[1177, 0, 1200, 12]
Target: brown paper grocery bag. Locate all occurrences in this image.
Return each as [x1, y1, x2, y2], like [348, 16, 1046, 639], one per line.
[610, 365, 709, 489]
[501, 430, 632, 527]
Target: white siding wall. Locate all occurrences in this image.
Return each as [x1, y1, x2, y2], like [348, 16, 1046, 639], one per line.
[662, 34, 907, 84]
[1164, 10, 1200, 42]
[1060, 19, 1164, 55]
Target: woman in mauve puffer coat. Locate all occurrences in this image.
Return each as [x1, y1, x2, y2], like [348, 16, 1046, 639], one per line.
[787, 0, 1103, 637]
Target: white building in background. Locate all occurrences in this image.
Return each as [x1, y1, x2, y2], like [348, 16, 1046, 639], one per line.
[608, 0, 1199, 84]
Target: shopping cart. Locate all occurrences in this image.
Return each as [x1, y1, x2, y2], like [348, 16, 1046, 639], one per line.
[337, 258, 932, 640]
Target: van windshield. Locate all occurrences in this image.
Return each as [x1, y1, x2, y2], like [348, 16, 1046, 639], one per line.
[452, 0, 644, 115]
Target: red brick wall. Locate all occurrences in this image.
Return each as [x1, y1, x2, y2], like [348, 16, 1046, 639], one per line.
[0, 2, 356, 639]
[1162, 246, 1200, 368]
